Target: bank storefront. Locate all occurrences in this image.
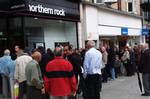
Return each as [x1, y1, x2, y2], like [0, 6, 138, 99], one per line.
[0, 0, 80, 56]
[82, 2, 143, 48]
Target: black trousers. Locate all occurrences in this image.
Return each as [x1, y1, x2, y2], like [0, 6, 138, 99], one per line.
[124, 62, 134, 76]
[85, 74, 101, 99]
[27, 86, 42, 99]
[78, 74, 88, 99]
[102, 68, 108, 82]
[19, 81, 27, 99]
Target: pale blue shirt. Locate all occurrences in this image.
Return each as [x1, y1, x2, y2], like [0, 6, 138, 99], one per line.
[83, 47, 102, 77]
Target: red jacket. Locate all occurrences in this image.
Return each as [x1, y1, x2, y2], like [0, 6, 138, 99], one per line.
[44, 57, 77, 96]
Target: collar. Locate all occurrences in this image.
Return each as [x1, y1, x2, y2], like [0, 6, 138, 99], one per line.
[55, 56, 63, 59]
[32, 59, 38, 65]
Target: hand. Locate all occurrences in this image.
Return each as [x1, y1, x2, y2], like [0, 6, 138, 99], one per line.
[41, 88, 45, 94]
[71, 91, 76, 96]
[15, 79, 19, 83]
[83, 73, 87, 79]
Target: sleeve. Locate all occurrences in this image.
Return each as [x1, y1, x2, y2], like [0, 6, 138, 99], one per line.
[121, 52, 127, 61]
[44, 64, 51, 93]
[103, 53, 108, 65]
[83, 52, 89, 78]
[68, 62, 77, 93]
[31, 65, 43, 89]
[44, 76, 50, 93]
[14, 59, 19, 81]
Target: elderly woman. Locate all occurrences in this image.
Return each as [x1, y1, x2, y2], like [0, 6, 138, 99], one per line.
[121, 47, 131, 76]
[100, 46, 108, 82]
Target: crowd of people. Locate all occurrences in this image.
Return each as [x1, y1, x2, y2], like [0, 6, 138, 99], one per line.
[0, 40, 150, 99]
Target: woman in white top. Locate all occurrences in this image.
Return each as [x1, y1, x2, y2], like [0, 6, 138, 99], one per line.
[121, 47, 131, 76]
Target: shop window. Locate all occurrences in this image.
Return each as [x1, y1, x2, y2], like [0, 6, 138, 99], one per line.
[55, 42, 69, 48]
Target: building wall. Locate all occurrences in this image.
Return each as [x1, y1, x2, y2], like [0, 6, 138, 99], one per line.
[111, 0, 141, 15]
[85, 5, 99, 40]
[85, 5, 142, 36]
[83, 5, 143, 47]
[84, 0, 141, 15]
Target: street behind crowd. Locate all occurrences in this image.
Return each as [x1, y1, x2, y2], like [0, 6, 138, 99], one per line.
[78, 75, 149, 99]
[0, 75, 149, 99]
[100, 75, 150, 99]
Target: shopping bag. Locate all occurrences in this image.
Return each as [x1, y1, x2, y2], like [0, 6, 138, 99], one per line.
[14, 83, 19, 99]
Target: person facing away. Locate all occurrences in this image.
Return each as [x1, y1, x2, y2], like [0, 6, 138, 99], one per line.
[83, 40, 102, 99]
[138, 43, 150, 96]
[3, 49, 15, 99]
[14, 45, 32, 99]
[44, 46, 77, 99]
[26, 51, 45, 99]
[0, 49, 14, 98]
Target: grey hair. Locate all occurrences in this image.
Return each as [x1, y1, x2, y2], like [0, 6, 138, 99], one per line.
[144, 43, 149, 49]
[140, 43, 149, 50]
[4, 49, 10, 56]
[87, 40, 95, 48]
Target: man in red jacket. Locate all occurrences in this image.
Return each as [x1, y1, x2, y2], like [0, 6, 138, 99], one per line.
[44, 46, 77, 99]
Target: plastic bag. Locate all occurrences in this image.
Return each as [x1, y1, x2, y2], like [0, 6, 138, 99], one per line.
[14, 83, 19, 99]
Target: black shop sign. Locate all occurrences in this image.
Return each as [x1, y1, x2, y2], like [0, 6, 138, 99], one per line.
[10, 0, 80, 21]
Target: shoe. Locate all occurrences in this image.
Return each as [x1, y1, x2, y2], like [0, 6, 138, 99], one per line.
[141, 93, 150, 96]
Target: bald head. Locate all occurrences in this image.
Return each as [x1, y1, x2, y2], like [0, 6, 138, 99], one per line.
[4, 49, 10, 56]
[87, 40, 95, 48]
[54, 46, 63, 56]
[31, 51, 41, 62]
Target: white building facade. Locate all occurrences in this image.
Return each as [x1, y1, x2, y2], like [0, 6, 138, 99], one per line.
[79, 2, 144, 48]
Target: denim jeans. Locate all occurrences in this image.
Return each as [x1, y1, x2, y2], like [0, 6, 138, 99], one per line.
[110, 68, 115, 80]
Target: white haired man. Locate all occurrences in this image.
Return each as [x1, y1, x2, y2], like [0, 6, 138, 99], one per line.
[139, 43, 150, 96]
[0, 49, 14, 98]
[83, 40, 102, 99]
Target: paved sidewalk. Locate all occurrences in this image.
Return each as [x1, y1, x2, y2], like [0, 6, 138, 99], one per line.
[1, 75, 150, 99]
[100, 75, 150, 99]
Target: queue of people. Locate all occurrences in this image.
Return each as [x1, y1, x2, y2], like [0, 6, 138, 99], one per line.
[0, 41, 150, 99]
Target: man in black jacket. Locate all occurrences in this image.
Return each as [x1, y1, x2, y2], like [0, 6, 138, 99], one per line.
[139, 43, 150, 96]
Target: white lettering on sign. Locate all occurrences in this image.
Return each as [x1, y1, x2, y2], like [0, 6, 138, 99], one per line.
[29, 4, 65, 16]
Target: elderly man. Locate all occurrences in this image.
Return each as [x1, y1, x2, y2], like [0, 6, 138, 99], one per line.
[139, 43, 150, 96]
[83, 40, 102, 99]
[14, 45, 32, 99]
[26, 51, 44, 99]
[44, 46, 77, 99]
[0, 49, 14, 98]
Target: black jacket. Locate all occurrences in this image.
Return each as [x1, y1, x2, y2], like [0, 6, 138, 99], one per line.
[139, 49, 150, 73]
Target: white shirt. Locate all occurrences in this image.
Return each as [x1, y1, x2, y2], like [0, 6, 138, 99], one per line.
[83, 48, 102, 77]
[14, 55, 32, 83]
